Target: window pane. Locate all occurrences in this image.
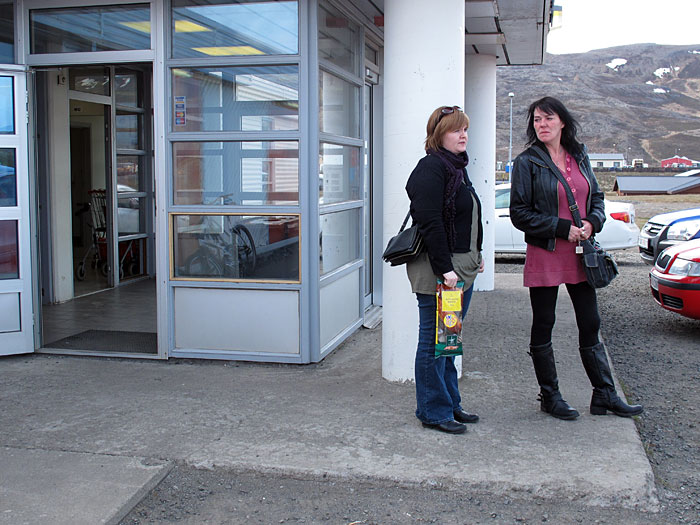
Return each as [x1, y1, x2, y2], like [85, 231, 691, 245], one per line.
[30, 4, 151, 54]
[318, 3, 360, 75]
[172, 65, 298, 132]
[365, 44, 377, 65]
[0, 220, 18, 279]
[116, 113, 141, 150]
[174, 141, 299, 205]
[116, 70, 142, 108]
[173, 213, 299, 281]
[172, 0, 298, 58]
[118, 195, 146, 235]
[319, 70, 359, 138]
[0, 149, 16, 207]
[69, 67, 110, 97]
[0, 2, 14, 63]
[0, 77, 14, 134]
[319, 143, 360, 205]
[117, 155, 145, 192]
[320, 208, 360, 275]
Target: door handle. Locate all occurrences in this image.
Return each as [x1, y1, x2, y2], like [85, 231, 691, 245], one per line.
[498, 214, 510, 218]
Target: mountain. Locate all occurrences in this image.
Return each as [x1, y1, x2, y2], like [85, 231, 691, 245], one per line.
[496, 43, 700, 166]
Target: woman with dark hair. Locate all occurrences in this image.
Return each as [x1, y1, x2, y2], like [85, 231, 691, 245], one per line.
[510, 96, 642, 421]
[405, 105, 484, 434]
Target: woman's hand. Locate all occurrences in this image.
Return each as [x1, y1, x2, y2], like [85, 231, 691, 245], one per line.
[581, 220, 594, 240]
[442, 271, 459, 288]
[568, 225, 582, 243]
[478, 258, 485, 273]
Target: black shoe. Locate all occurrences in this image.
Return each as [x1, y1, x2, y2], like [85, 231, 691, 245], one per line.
[421, 420, 467, 434]
[453, 408, 479, 424]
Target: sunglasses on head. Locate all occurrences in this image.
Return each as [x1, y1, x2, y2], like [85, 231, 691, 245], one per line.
[437, 106, 462, 124]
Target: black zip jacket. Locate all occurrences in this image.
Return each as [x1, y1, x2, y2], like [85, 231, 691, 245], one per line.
[509, 145, 605, 251]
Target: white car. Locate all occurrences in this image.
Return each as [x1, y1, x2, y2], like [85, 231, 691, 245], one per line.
[495, 183, 640, 253]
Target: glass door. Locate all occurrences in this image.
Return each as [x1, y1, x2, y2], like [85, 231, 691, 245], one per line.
[362, 82, 373, 308]
[112, 67, 152, 284]
[0, 68, 34, 355]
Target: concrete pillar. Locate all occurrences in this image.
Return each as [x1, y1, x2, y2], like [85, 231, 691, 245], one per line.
[464, 54, 497, 292]
[382, 0, 465, 382]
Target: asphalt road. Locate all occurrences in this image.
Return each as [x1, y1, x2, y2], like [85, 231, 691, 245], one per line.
[120, 246, 700, 525]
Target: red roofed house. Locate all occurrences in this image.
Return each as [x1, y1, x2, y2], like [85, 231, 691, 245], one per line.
[661, 156, 699, 168]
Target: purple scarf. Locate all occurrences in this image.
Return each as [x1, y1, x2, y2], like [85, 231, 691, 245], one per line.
[427, 147, 469, 251]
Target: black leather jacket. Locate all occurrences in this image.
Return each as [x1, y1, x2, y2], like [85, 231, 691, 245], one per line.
[510, 145, 605, 251]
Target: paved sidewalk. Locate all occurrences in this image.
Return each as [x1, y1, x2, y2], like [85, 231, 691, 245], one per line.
[0, 274, 657, 524]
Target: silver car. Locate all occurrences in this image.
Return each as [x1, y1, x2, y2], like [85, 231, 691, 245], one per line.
[495, 183, 641, 253]
[638, 208, 700, 265]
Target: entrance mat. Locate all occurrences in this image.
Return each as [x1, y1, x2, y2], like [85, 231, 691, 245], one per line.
[45, 330, 157, 354]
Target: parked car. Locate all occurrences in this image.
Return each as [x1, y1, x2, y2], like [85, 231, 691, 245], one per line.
[494, 183, 640, 253]
[649, 238, 700, 320]
[638, 208, 700, 264]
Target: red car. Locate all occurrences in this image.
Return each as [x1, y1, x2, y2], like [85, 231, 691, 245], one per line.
[649, 238, 700, 320]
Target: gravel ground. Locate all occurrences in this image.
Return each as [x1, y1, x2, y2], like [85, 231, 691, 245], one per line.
[121, 208, 700, 524]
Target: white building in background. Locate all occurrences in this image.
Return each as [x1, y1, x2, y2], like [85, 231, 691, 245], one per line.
[589, 153, 626, 169]
[0, 0, 552, 383]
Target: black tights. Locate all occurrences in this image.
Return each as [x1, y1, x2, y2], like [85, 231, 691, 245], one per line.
[529, 282, 601, 348]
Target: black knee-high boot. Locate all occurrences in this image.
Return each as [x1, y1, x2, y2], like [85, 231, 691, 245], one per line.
[579, 342, 643, 417]
[529, 342, 579, 420]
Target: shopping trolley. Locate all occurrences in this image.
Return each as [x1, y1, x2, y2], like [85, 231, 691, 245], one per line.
[75, 189, 139, 281]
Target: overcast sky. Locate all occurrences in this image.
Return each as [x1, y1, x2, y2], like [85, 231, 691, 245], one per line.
[546, 0, 700, 54]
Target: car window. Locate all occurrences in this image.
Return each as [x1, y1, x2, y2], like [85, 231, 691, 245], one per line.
[495, 188, 510, 209]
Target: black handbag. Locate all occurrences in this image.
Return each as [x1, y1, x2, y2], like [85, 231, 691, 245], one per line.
[382, 210, 424, 266]
[531, 146, 618, 288]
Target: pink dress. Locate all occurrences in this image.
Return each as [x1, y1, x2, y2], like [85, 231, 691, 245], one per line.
[523, 153, 589, 287]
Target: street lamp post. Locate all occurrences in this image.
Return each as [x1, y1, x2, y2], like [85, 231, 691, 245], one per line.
[508, 92, 514, 181]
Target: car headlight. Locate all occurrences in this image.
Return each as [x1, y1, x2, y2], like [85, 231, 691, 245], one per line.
[668, 257, 700, 276]
[666, 219, 700, 241]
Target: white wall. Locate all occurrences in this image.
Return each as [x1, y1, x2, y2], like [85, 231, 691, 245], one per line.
[47, 75, 74, 303]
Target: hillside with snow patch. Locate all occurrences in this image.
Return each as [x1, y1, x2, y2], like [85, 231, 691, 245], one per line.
[497, 43, 700, 165]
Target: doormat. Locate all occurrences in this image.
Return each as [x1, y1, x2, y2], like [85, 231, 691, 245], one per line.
[44, 330, 157, 354]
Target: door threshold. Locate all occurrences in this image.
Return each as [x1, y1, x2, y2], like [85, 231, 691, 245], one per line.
[36, 347, 164, 360]
[362, 305, 382, 329]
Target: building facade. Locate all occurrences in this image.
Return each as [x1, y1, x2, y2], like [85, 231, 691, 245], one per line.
[0, 0, 551, 378]
[661, 155, 699, 168]
[588, 153, 625, 169]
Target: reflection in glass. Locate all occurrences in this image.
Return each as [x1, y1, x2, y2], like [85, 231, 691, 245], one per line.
[117, 155, 143, 192]
[173, 214, 300, 281]
[116, 113, 141, 150]
[0, 220, 18, 279]
[173, 141, 299, 205]
[116, 71, 141, 107]
[117, 195, 145, 235]
[318, 3, 360, 75]
[172, 65, 299, 132]
[319, 70, 359, 138]
[0, 77, 14, 134]
[69, 68, 110, 96]
[30, 4, 151, 54]
[172, 0, 298, 58]
[0, 2, 14, 64]
[320, 208, 361, 275]
[319, 143, 361, 205]
[0, 149, 16, 207]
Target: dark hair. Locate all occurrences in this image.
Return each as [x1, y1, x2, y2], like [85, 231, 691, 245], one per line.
[525, 96, 583, 155]
[425, 106, 470, 152]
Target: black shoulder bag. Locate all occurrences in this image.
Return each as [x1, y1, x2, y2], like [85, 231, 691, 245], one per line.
[531, 146, 618, 288]
[382, 210, 424, 266]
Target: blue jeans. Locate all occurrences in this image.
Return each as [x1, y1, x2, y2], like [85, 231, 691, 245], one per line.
[415, 284, 474, 424]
